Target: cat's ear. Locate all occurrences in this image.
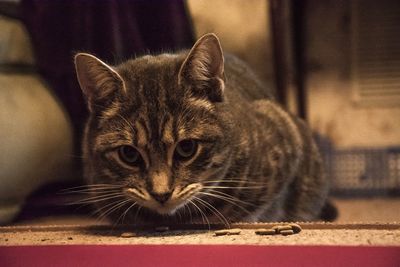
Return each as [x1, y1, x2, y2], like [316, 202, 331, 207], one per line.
[179, 33, 225, 102]
[74, 53, 125, 112]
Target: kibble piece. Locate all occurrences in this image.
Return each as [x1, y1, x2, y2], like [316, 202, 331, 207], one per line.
[214, 229, 241, 236]
[120, 232, 136, 238]
[255, 229, 276, 235]
[226, 229, 241, 235]
[155, 226, 170, 232]
[214, 230, 230, 236]
[289, 223, 302, 233]
[280, 229, 295, 236]
[273, 225, 293, 233]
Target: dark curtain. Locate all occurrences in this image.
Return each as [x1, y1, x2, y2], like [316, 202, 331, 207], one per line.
[21, 0, 195, 159]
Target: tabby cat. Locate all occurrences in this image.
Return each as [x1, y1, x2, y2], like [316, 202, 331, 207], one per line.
[74, 33, 330, 225]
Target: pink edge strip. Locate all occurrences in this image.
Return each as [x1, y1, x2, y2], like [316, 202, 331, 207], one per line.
[1, 245, 400, 267]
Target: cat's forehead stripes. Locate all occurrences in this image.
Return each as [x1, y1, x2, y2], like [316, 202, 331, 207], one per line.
[94, 131, 133, 152]
[134, 119, 148, 147]
[161, 116, 175, 145]
[115, 59, 221, 147]
[92, 52, 224, 170]
[99, 102, 122, 121]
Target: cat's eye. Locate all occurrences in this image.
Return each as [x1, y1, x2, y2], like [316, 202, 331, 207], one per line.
[174, 139, 198, 160]
[118, 145, 141, 166]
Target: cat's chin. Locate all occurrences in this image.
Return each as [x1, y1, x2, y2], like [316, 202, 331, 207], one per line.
[149, 201, 187, 216]
[154, 206, 179, 215]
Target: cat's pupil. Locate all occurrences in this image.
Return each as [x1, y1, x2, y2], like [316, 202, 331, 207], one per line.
[119, 145, 140, 165]
[175, 139, 198, 160]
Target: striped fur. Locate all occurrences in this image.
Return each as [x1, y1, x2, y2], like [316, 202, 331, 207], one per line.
[74, 34, 329, 225]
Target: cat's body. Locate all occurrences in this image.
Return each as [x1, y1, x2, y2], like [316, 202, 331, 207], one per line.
[74, 34, 330, 225]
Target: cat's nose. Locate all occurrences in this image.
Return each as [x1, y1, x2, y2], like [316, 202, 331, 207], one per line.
[151, 192, 172, 204]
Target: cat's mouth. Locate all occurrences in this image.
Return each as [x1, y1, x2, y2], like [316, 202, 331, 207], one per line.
[124, 183, 203, 215]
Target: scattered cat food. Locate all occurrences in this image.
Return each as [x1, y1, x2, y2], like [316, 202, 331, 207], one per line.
[255, 224, 302, 236]
[255, 229, 276, 235]
[226, 228, 241, 235]
[280, 229, 295, 236]
[155, 226, 170, 232]
[273, 225, 293, 233]
[120, 232, 136, 238]
[214, 228, 241, 236]
[289, 223, 302, 233]
[214, 230, 229, 236]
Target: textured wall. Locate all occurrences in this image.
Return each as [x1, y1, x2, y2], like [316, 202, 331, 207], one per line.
[187, 0, 275, 90]
[304, 1, 400, 148]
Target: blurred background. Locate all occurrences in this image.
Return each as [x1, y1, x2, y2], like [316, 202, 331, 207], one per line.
[0, 0, 399, 225]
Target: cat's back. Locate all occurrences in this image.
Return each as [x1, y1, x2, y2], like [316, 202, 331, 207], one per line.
[223, 54, 274, 102]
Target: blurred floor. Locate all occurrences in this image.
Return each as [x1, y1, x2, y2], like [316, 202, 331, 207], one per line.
[3, 197, 400, 246]
[333, 197, 400, 222]
[10, 197, 400, 226]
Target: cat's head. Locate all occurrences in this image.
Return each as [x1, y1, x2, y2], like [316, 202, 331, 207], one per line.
[74, 34, 234, 219]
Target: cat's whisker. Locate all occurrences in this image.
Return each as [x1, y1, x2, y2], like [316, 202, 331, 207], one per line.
[201, 190, 244, 204]
[115, 201, 138, 226]
[202, 185, 265, 189]
[176, 208, 183, 223]
[122, 202, 138, 224]
[59, 184, 123, 194]
[97, 199, 131, 222]
[62, 183, 123, 189]
[181, 203, 187, 223]
[188, 199, 210, 230]
[196, 197, 230, 227]
[184, 203, 194, 224]
[99, 201, 130, 223]
[200, 191, 249, 208]
[203, 179, 266, 185]
[91, 198, 126, 219]
[198, 191, 252, 215]
[134, 206, 143, 224]
[71, 190, 123, 198]
[193, 196, 230, 227]
[59, 188, 123, 200]
[61, 189, 122, 196]
[63, 185, 123, 191]
[206, 189, 257, 207]
[68, 192, 125, 205]
[180, 203, 186, 218]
